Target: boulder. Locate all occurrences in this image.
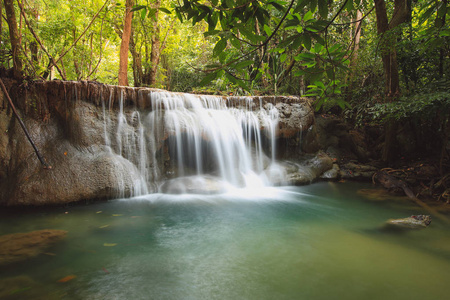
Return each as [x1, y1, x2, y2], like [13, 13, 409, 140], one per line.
[0, 229, 67, 266]
[384, 215, 432, 230]
[266, 151, 333, 185]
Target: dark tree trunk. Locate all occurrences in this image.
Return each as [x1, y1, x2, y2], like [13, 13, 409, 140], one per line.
[374, 0, 400, 98]
[130, 29, 143, 87]
[4, 0, 22, 77]
[436, 0, 447, 77]
[374, 0, 410, 164]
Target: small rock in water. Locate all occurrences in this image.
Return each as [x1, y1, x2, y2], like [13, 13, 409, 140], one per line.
[384, 215, 432, 230]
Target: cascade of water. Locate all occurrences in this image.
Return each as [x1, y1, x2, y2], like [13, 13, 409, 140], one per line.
[103, 90, 281, 196]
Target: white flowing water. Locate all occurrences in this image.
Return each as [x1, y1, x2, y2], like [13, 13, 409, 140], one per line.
[103, 91, 279, 196]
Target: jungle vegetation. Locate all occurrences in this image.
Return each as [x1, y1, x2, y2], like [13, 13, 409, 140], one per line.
[1, 0, 449, 164]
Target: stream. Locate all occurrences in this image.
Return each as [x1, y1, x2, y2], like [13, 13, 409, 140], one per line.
[1, 182, 449, 300]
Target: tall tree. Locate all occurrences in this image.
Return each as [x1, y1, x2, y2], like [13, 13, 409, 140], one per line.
[374, 0, 410, 98]
[4, 0, 23, 76]
[374, 0, 411, 163]
[118, 0, 134, 86]
[148, 0, 162, 86]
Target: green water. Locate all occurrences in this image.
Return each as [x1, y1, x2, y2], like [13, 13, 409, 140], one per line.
[1, 182, 449, 300]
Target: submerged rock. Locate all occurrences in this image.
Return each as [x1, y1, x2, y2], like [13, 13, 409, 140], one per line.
[0, 229, 67, 266]
[384, 215, 432, 230]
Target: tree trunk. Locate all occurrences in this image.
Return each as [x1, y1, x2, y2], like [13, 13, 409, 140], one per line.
[4, 0, 23, 77]
[351, 10, 363, 68]
[130, 29, 143, 87]
[374, 0, 398, 98]
[436, 0, 447, 77]
[149, 0, 161, 86]
[0, 3, 3, 46]
[118, 0, 134, 86]
[374, 0, 410, 164]
[374, 0, 410, 98]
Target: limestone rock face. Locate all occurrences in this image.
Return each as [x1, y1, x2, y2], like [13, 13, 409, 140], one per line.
[0, 80, 317, 206]
[0, 229, 67, 266]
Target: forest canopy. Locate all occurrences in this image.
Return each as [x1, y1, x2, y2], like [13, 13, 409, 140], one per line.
[0, 0, 448, 107]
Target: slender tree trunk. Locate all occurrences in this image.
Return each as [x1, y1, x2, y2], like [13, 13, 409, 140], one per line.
[4, 0, 23, 77]
[130, 29, 143, 86]
[346, 9, 363, 99]
[149, 0, 161, 86]
[436, 0, 447, 77]
[374, 0, 398, 98]
[0, 2, 3, 46]
[118, 0, 134, 86]
[351, 10, 363, 68]
[374, 0, 410, 164]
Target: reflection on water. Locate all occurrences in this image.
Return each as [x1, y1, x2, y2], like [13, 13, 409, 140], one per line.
[0, 182, 449, 300]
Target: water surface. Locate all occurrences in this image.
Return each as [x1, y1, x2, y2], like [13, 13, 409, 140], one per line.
[1, 182, 449, 300]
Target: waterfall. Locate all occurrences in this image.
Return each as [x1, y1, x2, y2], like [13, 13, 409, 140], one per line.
[103, 91, 280, 196]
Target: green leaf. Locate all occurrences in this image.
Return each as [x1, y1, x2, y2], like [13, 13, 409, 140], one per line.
[235, 60, 254, 69]
[268, 1, 286, 12]
[303, 11, 314, 22]
[292, 35, 304, 49]
[302, 34, 312, 50]
[225, 72, 237, 84]
[213, 38, 227, 57]
[294, 69, 307, 76]
[280, 53, 287, 63]
[420, 5, 436, 25]
[318, 0, 328, 19]
[230, 36, 241, 49]
[309, 0, 318, 13]
[344, 0, 354, 12]
[294, 0, 309, 13]
[131, 5, 146, 12]
[263, 24, 273, 36]
[159, 7, 171, 14]
[311, 33, 325, 46]
[200, 71, 219, 85]
[314, 80, 325, 89]
[204, 30, 221, 37]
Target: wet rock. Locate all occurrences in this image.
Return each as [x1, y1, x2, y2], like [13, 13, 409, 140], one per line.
[315, 115, 371, 161]
[384, 215, 432, 230]
[0, 229, 67, 266]
[321, 163, 340, 180]
[267, 151, 333, 185]
[340, 162, 378, 180]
